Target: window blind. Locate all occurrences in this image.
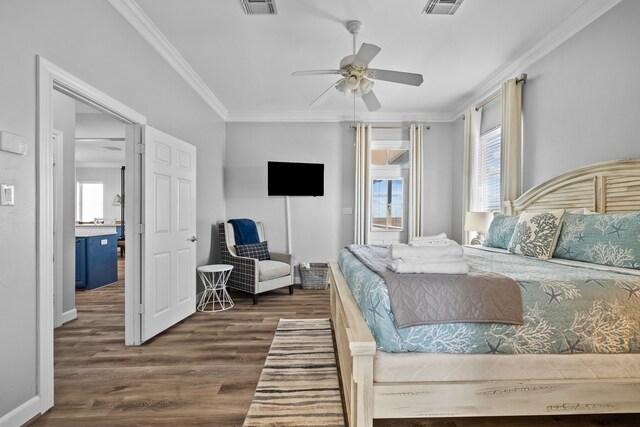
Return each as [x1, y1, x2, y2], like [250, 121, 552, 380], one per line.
[477, 129, 501, 212]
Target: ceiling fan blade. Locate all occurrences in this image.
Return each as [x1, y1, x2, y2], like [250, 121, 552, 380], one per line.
[309, 80, 341, 107]
[292, 70, 341, 77]
[361, 90, 381, 112]
[368, 69, 424, 86]
[352, 43, 381, 68]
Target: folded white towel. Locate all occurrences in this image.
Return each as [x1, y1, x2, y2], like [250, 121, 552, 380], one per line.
[389, 242, 464, 260]
[398, 256, 466, 265]
[386, 258, 469, 274]
[410, 234, 456, 247]
[412, 233, 447, 241]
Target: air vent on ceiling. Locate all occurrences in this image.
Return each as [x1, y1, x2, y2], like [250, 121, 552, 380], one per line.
[240, 0, 277, 15]
[423, 0, 464, 15]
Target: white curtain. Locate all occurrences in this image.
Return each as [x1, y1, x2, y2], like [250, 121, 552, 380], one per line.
[408, 124, 423, 241]
[500, 78, 523, 214]
[462, 107, 482, 244]
[354, 123, 371, 244]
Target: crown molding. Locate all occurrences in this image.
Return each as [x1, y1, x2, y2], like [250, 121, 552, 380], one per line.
[450, 0, 622, 120]
[107, 0, 228, 120]
[226, 110, 452, 123]
[109, 0, 620, 124]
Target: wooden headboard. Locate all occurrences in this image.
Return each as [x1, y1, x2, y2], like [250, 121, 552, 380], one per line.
[512, 158, 640, 215]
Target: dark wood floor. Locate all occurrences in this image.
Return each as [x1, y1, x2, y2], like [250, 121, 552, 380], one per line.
[32, 259, 640, 426]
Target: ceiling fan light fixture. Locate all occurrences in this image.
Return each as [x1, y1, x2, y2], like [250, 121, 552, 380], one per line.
[345, 73, 361, 90]
[359, 78, 374, 95]
[336, 79, 348, 95]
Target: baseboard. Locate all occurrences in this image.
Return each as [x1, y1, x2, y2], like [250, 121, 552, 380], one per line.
[0, 396, 40, 427]
[61, 308, 77, 325]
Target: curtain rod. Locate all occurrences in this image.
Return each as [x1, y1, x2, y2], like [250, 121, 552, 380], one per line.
[474, 73, 528, 111]
[349, 124, 431, 130]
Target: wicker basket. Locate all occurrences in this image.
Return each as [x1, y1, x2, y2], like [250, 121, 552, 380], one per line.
[299, 263, 329, 290]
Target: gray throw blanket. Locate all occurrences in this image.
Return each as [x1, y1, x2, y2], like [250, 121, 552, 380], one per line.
[347, 245, 523, 328]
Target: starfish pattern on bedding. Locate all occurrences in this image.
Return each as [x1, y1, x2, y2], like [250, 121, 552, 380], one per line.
[485, 338, 504, 354]
[561, 334, 584, 354]
[622, 284, 640, 300]
[585, 278, 605, 288]
[367, 299, 386, 324]
[608, 223, 626, 238]
[545, 288, 562, 305]
[517, 281, 531, 292]
[576, 232, 585, 242]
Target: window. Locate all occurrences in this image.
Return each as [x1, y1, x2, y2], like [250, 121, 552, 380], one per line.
[371, 178, 404, 230]
[370, 140, 409, 233]
[473, 127, 501, 212]
[371, 148, 409, 167]
[76, 182, 104, 222]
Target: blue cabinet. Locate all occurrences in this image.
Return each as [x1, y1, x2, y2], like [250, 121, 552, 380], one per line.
[75, 238, 87, 289]
[75, 234, 118, 290]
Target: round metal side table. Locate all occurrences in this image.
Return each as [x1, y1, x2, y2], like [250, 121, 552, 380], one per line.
[196, 264, 234, 312]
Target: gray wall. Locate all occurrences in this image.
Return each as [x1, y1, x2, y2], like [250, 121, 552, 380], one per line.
[225, 122, 354, 264]
[450, 0, 640, 241]
[522, 0, 640, 189]
[52, 91, 77, 317]
[422, 123, 455, 237]
[224, 122, 456, 264]
[451, 117, 465, 244]
[0, 0, 225, 417]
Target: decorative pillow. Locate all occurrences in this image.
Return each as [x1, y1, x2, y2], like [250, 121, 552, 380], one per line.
[553, 212, 640, 269]
[508, 210, 565, 260]
[483, 214, 519, 249]
[235, 241, 270, 261]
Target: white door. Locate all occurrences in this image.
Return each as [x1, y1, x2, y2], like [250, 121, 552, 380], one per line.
[141, 126, 197, 342]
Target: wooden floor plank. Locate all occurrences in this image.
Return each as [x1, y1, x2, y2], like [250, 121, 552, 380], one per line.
[31, 258, 640, 426]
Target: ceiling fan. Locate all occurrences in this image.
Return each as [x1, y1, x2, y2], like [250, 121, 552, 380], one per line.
[292, 20, 424, 112]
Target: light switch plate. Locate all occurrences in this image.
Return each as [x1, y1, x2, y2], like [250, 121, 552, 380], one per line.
[0, 131, 27, 155]
[1, 184, 15, 206]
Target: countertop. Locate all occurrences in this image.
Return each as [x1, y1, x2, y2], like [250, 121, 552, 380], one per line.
[75, 224, 119, 238]
[75, 231, 118, 238]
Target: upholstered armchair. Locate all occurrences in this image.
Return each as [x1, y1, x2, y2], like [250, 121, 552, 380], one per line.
[218, 222, 293, 304]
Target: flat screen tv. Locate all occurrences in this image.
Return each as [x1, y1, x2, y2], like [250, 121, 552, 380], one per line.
[268, 161, 324, 196]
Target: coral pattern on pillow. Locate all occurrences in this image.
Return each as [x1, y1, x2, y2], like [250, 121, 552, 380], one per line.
[483, 214, 519, 249]
[508, 210, 565, 260]
[554, 212, 640, 269]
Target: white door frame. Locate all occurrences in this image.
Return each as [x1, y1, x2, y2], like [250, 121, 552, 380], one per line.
[51, 129, 68, 328]
[37, 56, 147, 414]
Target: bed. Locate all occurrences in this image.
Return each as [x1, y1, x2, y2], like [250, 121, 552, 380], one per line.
[329, 158, 640, 426]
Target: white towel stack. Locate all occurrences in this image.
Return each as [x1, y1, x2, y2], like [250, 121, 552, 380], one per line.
[409, 233, 451, 246]
[386, 234, 468, 274]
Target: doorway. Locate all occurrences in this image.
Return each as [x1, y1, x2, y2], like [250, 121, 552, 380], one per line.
[37, 57, 199, 415]
[37, 56, 146, 413]
[52, 93, 128, 329]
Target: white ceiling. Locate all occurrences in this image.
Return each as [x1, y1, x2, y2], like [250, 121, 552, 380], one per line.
[121, 0, 615, 122]
[75, 100, 126, 165]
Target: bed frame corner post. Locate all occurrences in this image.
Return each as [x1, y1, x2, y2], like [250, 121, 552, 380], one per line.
[353, 351, 374, 427]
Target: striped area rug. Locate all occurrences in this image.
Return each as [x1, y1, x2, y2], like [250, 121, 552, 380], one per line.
[243, 318, 346, 427]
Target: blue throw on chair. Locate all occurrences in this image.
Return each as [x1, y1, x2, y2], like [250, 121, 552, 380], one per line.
[228, 219, 260, 245]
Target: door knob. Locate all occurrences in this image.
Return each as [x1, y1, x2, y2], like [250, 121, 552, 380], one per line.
[188, 236, 198, 242]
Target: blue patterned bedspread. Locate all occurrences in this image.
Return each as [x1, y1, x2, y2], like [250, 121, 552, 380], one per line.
[338, 246, 640, 354]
